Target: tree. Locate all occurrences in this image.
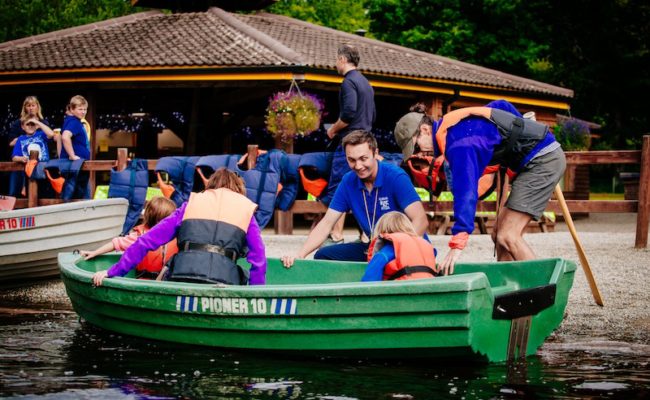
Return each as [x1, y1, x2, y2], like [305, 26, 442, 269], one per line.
[542, 0, 650, 148]
[365, 0, 650, 148]
[0, 0, 136, 43]
[267, 0, 370, 34]
[366, 0, 552, 78]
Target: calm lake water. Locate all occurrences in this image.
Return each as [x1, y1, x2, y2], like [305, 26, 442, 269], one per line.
[1, 309, 649, 399]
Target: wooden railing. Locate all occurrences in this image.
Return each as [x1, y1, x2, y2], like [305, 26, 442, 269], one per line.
[2, 137, 648, 247]
[278, 136, 650, 248]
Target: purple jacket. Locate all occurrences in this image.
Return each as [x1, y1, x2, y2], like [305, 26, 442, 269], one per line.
[108, 202, 267, 284]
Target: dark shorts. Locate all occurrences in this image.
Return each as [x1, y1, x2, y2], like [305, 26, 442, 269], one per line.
[506, 148, 566, 220]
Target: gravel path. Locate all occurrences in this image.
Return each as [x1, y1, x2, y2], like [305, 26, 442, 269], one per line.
[2, 213, 649, 345]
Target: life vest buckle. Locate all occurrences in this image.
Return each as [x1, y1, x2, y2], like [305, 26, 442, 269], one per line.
[180, 241, 238, 261]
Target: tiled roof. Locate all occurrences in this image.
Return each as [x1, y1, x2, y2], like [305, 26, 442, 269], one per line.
[0, 8, 572, 99]
[0, 10, 290, 70]
[235, 12, 572, 98]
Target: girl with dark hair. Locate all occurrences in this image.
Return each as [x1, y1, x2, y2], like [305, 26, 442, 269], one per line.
[93, 168, 267, 287]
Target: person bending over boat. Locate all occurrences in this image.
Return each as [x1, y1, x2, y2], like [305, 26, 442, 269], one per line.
[394, 100, 565, 276]
[84, 196, 178, 280]
[93, 168, 267, 286]
[362, 211, 439, 282]
[281, 130, 428, 266]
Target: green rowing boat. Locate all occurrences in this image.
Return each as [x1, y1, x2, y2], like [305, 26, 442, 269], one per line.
[59, 253, 575, 362]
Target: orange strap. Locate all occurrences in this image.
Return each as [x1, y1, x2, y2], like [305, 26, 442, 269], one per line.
[44, 169, 64, 194]
[449, 232, 469, 250]
[195, 168, 210, 189]
[24, 159, 38, 178]
[298, 168, 328, 197]
[156, 172, 176, 198]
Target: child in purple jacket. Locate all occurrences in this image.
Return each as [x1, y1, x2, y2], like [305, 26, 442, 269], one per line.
[92, 168, 267, 286]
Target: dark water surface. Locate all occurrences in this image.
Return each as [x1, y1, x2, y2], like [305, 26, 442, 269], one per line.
[1, 311, 648, 399]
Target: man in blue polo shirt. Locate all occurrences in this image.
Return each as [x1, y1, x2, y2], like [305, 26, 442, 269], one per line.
[281, 130, 428, 266]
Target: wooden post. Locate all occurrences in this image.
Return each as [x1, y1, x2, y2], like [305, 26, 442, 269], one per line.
[246, 145, 258, 170]
[27, 150, 39, 208]
[86, 91, 97, 196]
[116, 148, 128, 172]
[186, 88, 200, 154]
[275, 210, 293, 234]
[635, 135, 650, 248]
[272, 137, 295, 234]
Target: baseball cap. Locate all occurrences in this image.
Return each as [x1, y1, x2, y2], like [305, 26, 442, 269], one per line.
[394, 111, 424, 159]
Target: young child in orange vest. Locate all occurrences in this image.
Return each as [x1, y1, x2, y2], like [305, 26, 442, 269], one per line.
[80, 196, 178, 280]
[362, 211, 439, 281]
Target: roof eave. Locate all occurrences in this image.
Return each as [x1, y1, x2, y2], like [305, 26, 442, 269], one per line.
[0, 64, 572, 109]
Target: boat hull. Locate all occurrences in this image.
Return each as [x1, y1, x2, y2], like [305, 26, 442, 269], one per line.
[1, 199, 128, 284]
[60, 254, 575, 362]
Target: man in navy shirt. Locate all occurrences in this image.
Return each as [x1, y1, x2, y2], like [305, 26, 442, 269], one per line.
[281, 131, 428, 266]
[322, 44, 376, 245]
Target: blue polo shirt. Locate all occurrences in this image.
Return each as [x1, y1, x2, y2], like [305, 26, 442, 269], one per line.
[329, 161, 421, 237]
[60, 115, 90, 160]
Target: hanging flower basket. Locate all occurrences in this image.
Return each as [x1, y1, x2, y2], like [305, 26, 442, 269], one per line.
[265, 88, 325, 143]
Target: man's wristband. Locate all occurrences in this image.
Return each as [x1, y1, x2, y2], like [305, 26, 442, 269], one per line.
[449, 232, 469, 250]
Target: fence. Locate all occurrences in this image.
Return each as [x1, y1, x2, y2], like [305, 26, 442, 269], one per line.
[2, 136, 648, 248]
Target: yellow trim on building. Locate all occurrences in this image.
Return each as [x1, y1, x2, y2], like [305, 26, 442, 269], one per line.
[459, 90, 571, 110]
[0, 68, 570, 109]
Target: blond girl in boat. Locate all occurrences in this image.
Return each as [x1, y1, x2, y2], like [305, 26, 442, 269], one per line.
[362, 211, 439, 282]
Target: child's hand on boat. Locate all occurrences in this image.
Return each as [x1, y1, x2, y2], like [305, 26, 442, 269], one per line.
[281, 255, 299, 268]
[92, 270, 108, 286]
[80, 250, 97, 260]
[438, 248, 462, 276]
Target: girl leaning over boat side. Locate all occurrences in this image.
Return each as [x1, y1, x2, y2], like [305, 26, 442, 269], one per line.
[84, 196, 178, 280]
[92, 168, 267, 287]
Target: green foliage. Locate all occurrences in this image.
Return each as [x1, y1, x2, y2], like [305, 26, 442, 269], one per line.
[553, 118, 591, 151]
[0, 0, 136, 43]
[365, 0, 552, 77]
[364, 0, 650, 150]
[267, 0, 369, 34]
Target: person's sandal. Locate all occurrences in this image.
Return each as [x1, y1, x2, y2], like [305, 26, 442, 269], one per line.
[320, 235, 344, 248]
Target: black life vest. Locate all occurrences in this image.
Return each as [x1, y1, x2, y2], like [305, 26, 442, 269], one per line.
[168, 188, 256, 285]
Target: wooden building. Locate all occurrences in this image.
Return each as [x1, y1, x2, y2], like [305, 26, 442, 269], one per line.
[0, 1, 573, 160]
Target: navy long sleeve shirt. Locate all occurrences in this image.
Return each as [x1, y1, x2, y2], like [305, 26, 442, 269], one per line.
[338, 69, 375, 136]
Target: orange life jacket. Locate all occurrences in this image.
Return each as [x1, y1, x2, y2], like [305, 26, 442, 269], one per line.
[404, 154, 446, 197]
[367, 232, 438, 281]
[131, 225, 179, 278]
[299, 168, 328, 197]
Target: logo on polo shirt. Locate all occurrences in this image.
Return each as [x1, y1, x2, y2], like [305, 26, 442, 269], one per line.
[379, 197, 390, 210]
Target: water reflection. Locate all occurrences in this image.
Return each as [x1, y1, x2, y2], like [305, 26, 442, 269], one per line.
[1, 312, 648, 399]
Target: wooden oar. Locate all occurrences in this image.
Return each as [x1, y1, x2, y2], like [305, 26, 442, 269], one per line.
[554, 184, 604, 306]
